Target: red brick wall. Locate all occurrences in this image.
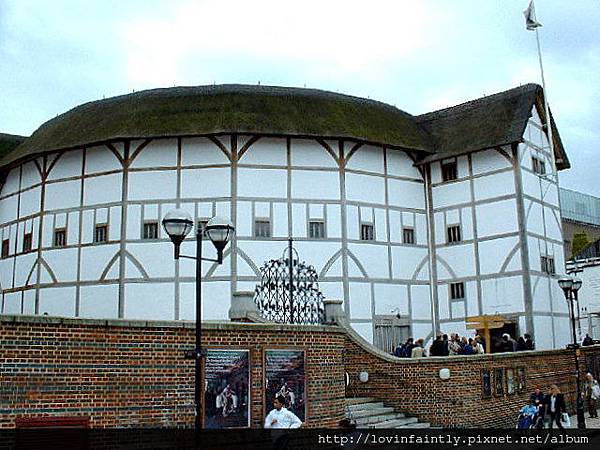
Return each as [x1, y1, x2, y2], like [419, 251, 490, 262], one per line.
[343, 329, 600, 427]
[0, 315, 345, 429]
[3, 314, 600, 429]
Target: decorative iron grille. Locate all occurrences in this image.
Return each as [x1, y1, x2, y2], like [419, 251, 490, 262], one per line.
[254, 244, 325, 325]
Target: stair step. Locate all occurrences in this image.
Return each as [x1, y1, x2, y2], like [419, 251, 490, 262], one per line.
[371, 417, 419, 428]
[345, 397, 429, 428]
[350, 407, 395, 419]
[347, 402, 385, 411]
[345, 397, 377, 406]
[399, 422, 432, 429]
[355, 412, 407, 425]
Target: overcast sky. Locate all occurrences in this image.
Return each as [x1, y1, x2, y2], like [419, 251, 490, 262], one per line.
[1, 0, 598, 195]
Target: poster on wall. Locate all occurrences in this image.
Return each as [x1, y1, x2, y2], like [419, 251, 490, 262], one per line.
[494, 368, 504, 397]
[204, 349, 250, 429]
[517, 367, 526, 393]
[481, 369, 492, 398]
[506, 368, 515, 395]
[265, 349, 306, 422]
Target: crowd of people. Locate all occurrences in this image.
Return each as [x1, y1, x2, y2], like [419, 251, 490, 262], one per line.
[394, 332, 535, 358]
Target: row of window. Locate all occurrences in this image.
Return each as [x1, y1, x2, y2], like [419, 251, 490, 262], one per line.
[255, 219, 419, 243]
[1, 224, 111, 258]
[0, 221, 557, 268]
[441, 156, 548, 183]
[446, 257, 556, 302]
[0, 219, 420, 257]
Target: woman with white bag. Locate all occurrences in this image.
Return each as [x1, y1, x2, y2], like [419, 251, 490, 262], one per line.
[543, 385, 567, 430]
[584, 373, 600, 419]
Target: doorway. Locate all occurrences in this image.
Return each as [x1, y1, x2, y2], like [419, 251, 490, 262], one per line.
[478, 321, 518, 353]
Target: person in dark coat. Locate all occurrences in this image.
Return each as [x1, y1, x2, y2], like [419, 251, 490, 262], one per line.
[402, 338, 415, 358]
[516, 337, 527, 351]
[530, 388, 545, 408]
[582, 334, 594, 346]
[441, 334, 450, 356]
[429, 335, 444, 356]
[501, 334, 515, 352]
[394, 342, 403, 357]
[543, 385, 566, 430]
[524, 333, 535, 350]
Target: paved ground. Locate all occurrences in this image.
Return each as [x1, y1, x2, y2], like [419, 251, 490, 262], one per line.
[567, 411, 600, 428]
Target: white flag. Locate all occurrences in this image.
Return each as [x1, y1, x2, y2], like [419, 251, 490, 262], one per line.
[523, 0, 542, 30]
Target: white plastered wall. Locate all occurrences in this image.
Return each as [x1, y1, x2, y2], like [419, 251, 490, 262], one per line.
[0, 128, 567, 349]
[0, 136, 431, 346]
[518, 105, 568, 348]
[430, 146, 529, 342]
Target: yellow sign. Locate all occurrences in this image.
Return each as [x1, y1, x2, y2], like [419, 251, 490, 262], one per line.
[464, 315, 506, 353]
[465, 315, 505, 323]
[466, 322, 504, 330]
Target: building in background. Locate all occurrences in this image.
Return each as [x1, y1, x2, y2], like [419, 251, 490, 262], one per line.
[566, 245, 600, 341]
[0, 83, 573, 349]
[560, 188, 600, 259]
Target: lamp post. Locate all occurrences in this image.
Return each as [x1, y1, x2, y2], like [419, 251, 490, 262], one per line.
[572, 277, 583, 342]
[162, 209, 235, 431]
[558, 276, 586, 429]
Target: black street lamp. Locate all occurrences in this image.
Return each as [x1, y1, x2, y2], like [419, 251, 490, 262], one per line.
[162, 209, 235, 431]
[558, 276, 585, 429]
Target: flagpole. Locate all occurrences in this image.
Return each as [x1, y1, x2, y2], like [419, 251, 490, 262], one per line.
[534, 27, 554, 164]
[526, 1, 586, 430]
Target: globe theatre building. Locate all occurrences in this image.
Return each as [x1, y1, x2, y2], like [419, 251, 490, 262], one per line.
[0, 84, 571, 350]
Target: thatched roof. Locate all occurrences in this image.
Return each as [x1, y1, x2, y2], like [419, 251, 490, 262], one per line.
[0, 83, 569, 171]
[415, 83, 569, 169]
[0, 85, 434, 169]
[0, 133, 27, 160]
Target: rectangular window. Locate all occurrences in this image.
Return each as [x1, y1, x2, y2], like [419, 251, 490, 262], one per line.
[23, 233, 32, 253]
[1, 239, 9, 258]
[450, 282, 465, 300]
[402, 227, 415, 245]
[532, 156, 546, 175]
[53, 228, 67, 247]
[143, 222, 159, 240]
[541, 256, 555, 275]
[441, 160, 458, 182]
[360, 223, 374, 241]
[308, 221, 325, 239]
[94, 224, 108, 243]
[446, 225, 462, 244]
[254, 220, 271, 238]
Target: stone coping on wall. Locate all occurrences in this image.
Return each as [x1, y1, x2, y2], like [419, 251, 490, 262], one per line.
[3, 313, 598, 359]
[341, 320, 600, 363]
[0, 314, 345, 334]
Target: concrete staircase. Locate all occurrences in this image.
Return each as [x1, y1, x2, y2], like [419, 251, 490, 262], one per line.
[346, 397, 431, 428]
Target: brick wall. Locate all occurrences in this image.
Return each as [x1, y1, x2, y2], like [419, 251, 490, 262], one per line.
[3, 314, 600, 429]
[0, 315, 345, 429]
[343, 328, 600, 427]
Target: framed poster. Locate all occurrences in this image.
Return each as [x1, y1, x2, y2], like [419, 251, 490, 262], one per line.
[493, 368, 504, 397]
[204, 349, 250, 429]
[481, 369, 492, 399]
[517, 367, 526, 393]
[264, 349, 306, 422]
[506, 368, 515, 395]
